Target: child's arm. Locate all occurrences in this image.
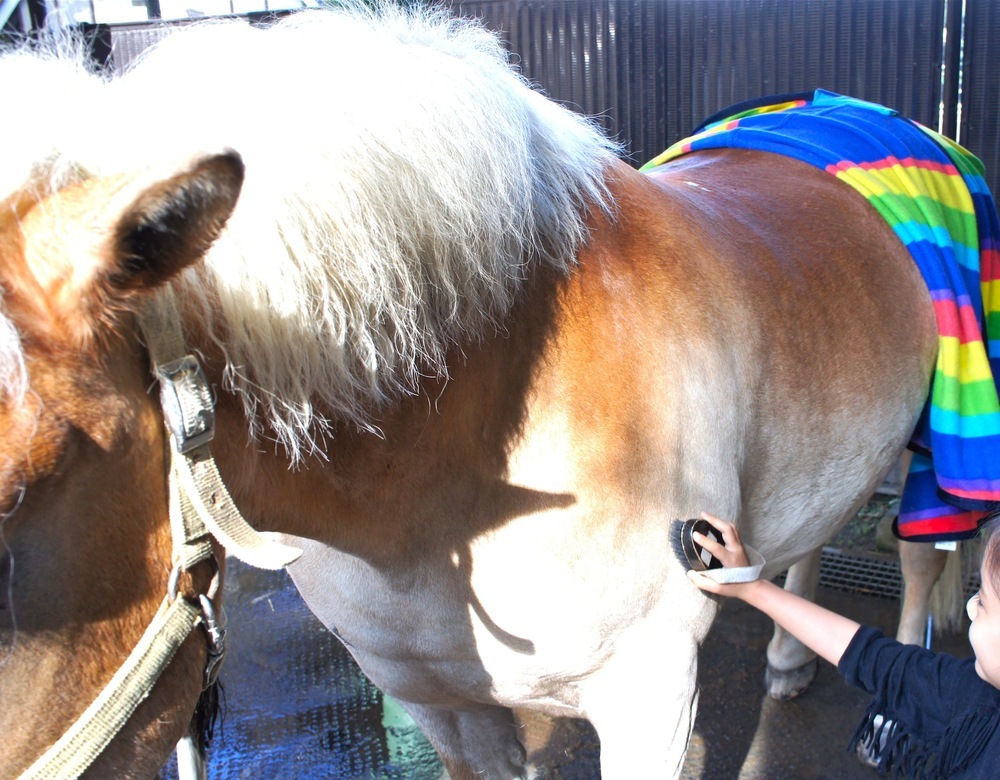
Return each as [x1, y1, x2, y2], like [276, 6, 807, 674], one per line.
[689, 513, 861, 667]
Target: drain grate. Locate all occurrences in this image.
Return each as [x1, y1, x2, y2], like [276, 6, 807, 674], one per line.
[817, 546, 981, 601]
[819, 547, 905, 600]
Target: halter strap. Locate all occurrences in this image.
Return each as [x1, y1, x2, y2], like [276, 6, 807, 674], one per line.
[18, 291, 301, 779]
[139, 290, 302, 571]
[17, 598, 202, 780]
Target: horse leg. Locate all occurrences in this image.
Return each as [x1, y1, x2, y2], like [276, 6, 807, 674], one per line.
[765, 547, 821, 700]
[897, 540, 948, 645]
[174, 735, 206, 780]
[583, 629, 701, 778]
[395, 700, 529, 780]
[877, 450, 952, 647]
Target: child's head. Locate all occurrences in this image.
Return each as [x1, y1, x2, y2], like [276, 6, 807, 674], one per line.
[981, 518, 1000, 594]
[968, 518, 1000, 688]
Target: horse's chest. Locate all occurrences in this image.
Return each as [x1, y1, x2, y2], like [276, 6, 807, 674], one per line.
[283, 507, 666, 711]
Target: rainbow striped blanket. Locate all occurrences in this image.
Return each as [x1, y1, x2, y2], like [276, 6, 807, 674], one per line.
[641, 89, 1000, 541]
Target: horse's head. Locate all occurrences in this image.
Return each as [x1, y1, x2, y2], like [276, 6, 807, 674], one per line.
[0, 151, 243, 776]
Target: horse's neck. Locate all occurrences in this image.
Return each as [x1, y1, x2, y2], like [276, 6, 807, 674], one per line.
[197, 167, 671, 560]
[203, 265, 565, 561]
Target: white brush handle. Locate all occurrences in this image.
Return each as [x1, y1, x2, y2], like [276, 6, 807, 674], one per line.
[701, 544, 766, 584]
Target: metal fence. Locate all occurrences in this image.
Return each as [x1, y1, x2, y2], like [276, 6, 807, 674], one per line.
[445, 0, 997, 196]
[4, 0, 999, 193]
[448, 0, 955, 167]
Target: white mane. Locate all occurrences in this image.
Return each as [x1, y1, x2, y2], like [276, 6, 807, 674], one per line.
[0, 3, 619, 458]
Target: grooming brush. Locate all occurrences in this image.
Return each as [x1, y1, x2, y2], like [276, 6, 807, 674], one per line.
[670, 518, 724, 572]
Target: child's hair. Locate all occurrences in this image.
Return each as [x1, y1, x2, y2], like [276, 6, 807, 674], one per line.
[980, 515, 1000, 594]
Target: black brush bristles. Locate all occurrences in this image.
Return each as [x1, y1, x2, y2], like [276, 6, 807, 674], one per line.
[670, 518, 724, 572]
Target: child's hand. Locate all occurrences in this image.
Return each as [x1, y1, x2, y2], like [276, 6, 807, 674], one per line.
[694, 512, 750, 566]
[688, 514, 860, 666]
[687, 512, 755, 595]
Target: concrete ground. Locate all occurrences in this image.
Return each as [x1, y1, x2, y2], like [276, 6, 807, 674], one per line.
[521, 585, 971, 779]
[159, 550, 972, 780]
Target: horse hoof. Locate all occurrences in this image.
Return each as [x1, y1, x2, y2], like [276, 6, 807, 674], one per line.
[855, 713, 891, 768]
[765, 659, 818, 701]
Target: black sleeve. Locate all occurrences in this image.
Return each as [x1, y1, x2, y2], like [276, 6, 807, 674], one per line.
[838, 625, 979, 735]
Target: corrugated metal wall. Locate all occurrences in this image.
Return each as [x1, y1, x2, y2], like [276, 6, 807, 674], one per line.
[52, 0, 1000, 196]
[449, 0, 952, 167]
[961, 0, 1000, 200]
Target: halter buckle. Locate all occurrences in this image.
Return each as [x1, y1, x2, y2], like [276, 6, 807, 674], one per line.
[157, 355, 216, 454]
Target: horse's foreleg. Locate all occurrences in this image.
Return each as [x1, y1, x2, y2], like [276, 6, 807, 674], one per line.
[765, 547, 821, 700]
[897, 540, 948, 646]
[397, 700, 529, 780]
[584, 630, 701, 779]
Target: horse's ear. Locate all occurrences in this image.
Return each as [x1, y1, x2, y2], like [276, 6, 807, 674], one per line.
[5, 151, 244, 350]
[108, 150, 245, 293]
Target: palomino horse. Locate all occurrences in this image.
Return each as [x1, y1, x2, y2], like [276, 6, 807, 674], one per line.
[0, 5, 938, 778]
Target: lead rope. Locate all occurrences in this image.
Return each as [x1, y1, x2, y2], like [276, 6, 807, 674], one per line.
[16, 599, 203, 780]
[18, 291, 301, 780]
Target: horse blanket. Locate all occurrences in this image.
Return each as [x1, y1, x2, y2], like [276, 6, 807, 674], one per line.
[642, 89, 1000, 541]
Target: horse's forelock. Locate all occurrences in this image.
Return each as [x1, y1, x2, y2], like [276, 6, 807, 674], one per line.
[0, 312, 27, 403]
[0, 42, 104, 201]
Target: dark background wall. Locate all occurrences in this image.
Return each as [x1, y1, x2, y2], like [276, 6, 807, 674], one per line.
[448, 0, 954, 166]
[961, 0, 1000, 196]
[445, 0, 996, 197]
[5, 0, 999, 193]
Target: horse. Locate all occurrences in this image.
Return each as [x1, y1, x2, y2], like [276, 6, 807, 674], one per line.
[0, 4, 939, 778]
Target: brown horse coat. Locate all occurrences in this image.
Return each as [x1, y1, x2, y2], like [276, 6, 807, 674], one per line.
[0, 7, 937, 778]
